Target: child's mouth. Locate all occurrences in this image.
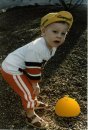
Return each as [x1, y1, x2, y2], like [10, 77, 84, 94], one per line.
[54, 40, 60, 45]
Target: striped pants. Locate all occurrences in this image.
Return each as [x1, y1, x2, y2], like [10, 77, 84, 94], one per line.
[0, 68, 37, 110]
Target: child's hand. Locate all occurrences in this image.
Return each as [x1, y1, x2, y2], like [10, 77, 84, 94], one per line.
[32, 83, 40, 96]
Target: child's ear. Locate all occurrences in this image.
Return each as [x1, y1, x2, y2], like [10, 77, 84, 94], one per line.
[41, 26, 46, 36]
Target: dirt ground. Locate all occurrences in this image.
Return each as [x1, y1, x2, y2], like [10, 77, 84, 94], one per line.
[0, 5, 87, 130]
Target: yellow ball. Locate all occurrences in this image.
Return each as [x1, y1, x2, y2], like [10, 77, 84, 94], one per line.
[55, 96, 81, 117]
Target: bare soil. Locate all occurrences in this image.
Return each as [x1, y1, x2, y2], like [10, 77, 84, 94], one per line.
[0, 5, 87, 130]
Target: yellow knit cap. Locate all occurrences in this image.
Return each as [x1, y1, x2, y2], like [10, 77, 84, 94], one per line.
[41, 11, 73, 29]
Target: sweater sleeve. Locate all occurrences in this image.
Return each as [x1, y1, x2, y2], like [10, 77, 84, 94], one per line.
[24, 49, 43, 83]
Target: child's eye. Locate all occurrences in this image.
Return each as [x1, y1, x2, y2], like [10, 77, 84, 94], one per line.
[61, 32, 66, 35]
[53, 30, 58, 33]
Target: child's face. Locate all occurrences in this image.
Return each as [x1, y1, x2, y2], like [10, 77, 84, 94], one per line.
[41, 22, 69, 49]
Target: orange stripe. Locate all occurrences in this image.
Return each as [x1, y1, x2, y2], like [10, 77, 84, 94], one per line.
[25, 68, 41, 75]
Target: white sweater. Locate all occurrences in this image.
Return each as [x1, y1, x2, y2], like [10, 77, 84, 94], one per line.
[2, 37, 56, 75]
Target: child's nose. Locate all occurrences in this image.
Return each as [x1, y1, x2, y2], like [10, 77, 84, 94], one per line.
[56, 33, 62, 39]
